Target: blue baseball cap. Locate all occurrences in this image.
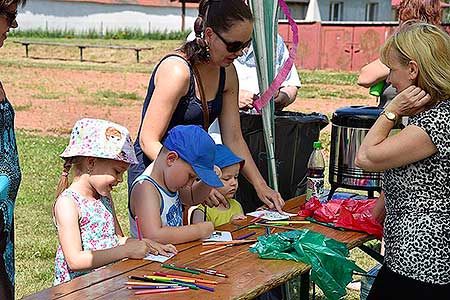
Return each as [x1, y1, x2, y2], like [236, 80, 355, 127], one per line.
[163, 125, 223, 188]
[215, 144, 245, 169]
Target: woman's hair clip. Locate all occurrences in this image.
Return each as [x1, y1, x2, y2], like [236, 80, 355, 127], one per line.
[61, 171, 69, 177]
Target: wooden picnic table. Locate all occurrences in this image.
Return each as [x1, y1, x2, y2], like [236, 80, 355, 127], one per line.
[13, 40, 154, 63]
[23, 195, 374, 300]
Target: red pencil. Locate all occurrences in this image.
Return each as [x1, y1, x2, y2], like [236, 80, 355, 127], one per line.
[134, 287, 189, 295]
[135, 216, 142, 240]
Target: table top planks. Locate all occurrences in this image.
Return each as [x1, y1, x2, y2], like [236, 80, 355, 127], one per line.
[24, 195, 374, 300]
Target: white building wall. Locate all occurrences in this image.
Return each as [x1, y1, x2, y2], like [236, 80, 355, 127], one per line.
[16, 0, 198, 32]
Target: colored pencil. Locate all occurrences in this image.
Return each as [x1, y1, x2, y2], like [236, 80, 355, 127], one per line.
[202, 239, 257, 246]
[172, 265, 228, 278]
[161, 263, 201, 275]
[255, 223, 298, 231]
[270, 228, 276, 234]
[235, 231, 256, 240]
[135, 216, 142, 240]
[134, 287, 189, 295]
[125, 281, 176, 286]
[127, 285, 178, 289]
[153, 271, 218, 285]
[266, 221, 310, 225]
[199, 245, 228, 255]
[147, 275, 196, 283]
[144, 276, 199, 290]
[172, 279, 215, 292]
[128, 275, 153, 282]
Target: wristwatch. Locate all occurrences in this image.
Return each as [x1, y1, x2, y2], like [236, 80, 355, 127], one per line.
[382, 110, 398, 123]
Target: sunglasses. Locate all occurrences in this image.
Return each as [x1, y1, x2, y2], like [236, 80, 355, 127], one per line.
[213, 29, 252, 53]
[0, 10, 17, 26]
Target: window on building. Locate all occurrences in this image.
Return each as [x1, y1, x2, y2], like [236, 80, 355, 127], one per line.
[278, 2, 308, 20]
[365, 3, 379, 21]
[329, 2, 344, 21]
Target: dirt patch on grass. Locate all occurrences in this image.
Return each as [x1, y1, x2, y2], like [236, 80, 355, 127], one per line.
[4, 65, 376, 138]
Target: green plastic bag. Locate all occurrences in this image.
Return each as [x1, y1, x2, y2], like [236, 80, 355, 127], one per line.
[250, 229, 365, 300]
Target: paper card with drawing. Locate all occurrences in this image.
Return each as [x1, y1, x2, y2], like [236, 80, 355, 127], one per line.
[203, 230, 233, 242]
[247, 210, 297, 221]
[143, 252, 175, 263]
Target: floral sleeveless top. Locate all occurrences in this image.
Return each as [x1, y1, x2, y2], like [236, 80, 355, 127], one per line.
[54, 189, 119, 285]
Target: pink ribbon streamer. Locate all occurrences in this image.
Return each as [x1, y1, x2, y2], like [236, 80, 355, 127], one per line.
[253, 0, 299, 113]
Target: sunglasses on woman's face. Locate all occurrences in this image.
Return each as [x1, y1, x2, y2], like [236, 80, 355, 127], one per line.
[0, 10, 17, 27]
[213, 29, 252, 53]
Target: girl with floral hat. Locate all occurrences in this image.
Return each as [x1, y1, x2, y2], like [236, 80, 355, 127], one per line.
[53, 118, 176, 285]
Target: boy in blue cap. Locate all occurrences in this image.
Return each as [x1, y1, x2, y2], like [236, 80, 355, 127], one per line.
[191, 144, 246, 227]
[128, 125, 223, 244]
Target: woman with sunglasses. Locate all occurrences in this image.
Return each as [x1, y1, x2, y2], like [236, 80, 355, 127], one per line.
[128, 0, 284, 215]
[0, 1, 26, 299]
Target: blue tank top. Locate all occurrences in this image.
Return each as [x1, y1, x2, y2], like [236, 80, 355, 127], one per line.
[128, 54, 226, 187]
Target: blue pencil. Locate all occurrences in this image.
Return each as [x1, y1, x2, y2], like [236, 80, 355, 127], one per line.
[172, 279, 215, 292]
[236, 231, 256, 240]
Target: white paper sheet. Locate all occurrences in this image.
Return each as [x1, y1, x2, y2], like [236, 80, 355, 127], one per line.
[246, 210, 296, 221]
[143, 252, 175, 262]
[203, 230, 233, 242]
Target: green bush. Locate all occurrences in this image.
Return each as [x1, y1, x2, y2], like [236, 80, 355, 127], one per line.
[10, 28, 191, 40]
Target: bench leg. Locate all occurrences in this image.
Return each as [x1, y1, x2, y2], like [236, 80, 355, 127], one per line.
[25, 44, 29, 58]
[135, 49, 140, 63]
[79, 47, 84, 62]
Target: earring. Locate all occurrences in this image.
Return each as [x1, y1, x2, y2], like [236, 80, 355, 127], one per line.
[204, 39, 211, 62]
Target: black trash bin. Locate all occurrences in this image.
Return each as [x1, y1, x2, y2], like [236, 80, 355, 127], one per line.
[236, 111, 329, 213]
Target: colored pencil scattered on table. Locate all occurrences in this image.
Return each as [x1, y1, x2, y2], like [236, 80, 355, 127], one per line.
[134, 287, 189, 295]
[255, 223, 299, 231]
[270, 227, 276, 234]
[170, 265, 228, 278]
[144, 275, 199, 290]
[126, 281, 176, 286]
[161, 263, 201, 275]
[127, 285, 178, 289]
[235, 231, 256, 240]
[202, 239, 257, 246]
[153, 271, 218, 284]
[199, 245, 228, 255]
[266, 220, 310, 225]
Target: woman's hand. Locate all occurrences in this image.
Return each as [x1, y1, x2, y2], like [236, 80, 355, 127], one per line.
[386, 85, 431, 117]
[255, 184, 285, 213]
[238, 89, 256, 111]
[204, 188, 229, 208]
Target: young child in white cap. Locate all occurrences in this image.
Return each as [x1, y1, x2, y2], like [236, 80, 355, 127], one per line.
[53, 118, 176, 285]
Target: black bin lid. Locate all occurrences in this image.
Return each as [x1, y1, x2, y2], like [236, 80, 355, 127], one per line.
[331, 106, 402, 129]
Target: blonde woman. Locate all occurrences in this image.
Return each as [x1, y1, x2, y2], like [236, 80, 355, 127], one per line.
[356, 22, 450, 298]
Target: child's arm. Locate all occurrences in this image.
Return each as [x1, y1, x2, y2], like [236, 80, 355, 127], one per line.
[54, 196, 151, 272]
[191, 207, 206, 224]
[109, 193, 178, 256]
[131, 181, 213, 244]
[179, 180, 213, 206]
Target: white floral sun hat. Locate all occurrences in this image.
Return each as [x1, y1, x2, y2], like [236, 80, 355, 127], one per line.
[60, 118, 138, 164]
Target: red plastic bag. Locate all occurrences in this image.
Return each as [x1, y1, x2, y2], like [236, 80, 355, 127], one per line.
[298, 198, 383, 239]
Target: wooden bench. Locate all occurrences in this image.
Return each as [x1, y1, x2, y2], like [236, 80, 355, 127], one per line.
[13, 40, 154, 63]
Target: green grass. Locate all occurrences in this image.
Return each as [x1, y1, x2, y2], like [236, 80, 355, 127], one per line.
[10, 28, 191, 40]
[299, 85, 369, 99]
[300, 70, 358, 85]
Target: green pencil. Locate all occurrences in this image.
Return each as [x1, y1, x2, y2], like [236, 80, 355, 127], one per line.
[161, 263, 201, 275]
